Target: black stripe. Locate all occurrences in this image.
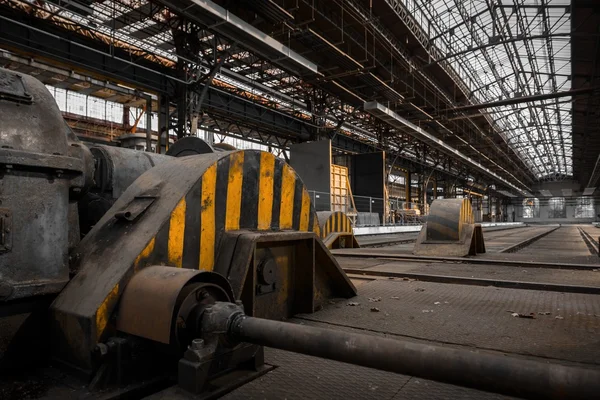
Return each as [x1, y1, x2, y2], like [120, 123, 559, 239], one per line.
[308, 210, 315, 232]
[291, 179, 304, 230]
[271, 160, 283, 229]
[182, 179, 202, 269]
[214, 156, 230, 255]
[240, 151, 260, 229]
[153, 217, 170, 264]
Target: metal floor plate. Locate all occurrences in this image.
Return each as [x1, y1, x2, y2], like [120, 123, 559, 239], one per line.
[300, 280, 600, 365]
[222, 335, 516, 400]
[224, 278, 600, 399]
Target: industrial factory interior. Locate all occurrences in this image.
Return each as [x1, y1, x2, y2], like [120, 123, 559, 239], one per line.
[1, 0, 600, 399]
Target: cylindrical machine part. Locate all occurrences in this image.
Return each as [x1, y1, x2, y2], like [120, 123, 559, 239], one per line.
[229, 314, 600, 400]
[0, 67, 93, 302]
[426, 198, 474, 241]
[166, 136, 218, 157]
[79, 145, 171, 234]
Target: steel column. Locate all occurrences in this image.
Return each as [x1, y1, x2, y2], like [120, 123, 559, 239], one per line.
[146, 98, 152, 152]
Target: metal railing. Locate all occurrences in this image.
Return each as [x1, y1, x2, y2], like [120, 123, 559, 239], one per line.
[307, 191, 427, 227]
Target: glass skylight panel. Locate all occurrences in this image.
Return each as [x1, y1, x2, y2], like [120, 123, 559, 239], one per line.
[398, 0, 572, 178]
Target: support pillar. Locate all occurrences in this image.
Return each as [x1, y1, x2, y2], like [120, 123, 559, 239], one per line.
[145, 98, 152, 152]
[405, 170, 411, 209]
[157, 95, 168, 154]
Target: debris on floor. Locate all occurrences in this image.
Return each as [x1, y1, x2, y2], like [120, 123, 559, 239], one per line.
[390, 296, 400, 300]
[537, 311, 551, 315]
[509, 311, 535, 319]
[346, 302, 360, 306]
[422, 309, 434, 313]
[368, 297, 382, 302]
[555, 316, 564, 320]
[370, 307, 380, 312]
[415, 288, 425, 292]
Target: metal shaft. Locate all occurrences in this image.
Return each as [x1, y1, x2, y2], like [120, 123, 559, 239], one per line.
[229, 315, 600, 400]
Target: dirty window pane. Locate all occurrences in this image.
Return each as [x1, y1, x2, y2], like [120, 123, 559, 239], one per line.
[575, 197, 595, 218]
[522, 198, 539, 218]
[547, 197, 566, 219]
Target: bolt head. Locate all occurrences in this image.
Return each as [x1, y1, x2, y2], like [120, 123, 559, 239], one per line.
[204, 306, 213, 314]
[191, 338, 204, 350]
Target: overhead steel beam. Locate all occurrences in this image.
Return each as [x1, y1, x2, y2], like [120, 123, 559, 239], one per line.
[442, 88, 597, 114]
[423, 32, 575, 69]
[365, 101, 531, 195]
[150, 0, 319, 77]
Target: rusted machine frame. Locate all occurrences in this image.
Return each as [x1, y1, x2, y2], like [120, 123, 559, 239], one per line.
[214, 231, 356, 318]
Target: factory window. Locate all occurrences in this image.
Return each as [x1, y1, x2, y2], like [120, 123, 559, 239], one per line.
[106, 102, 123, 124]
[522, 198, 540, 218]
[575, 197, 595, 218]
[87, 97, 106, 120]
[547, 197, 566, 219]
[66, 91, 86, 116]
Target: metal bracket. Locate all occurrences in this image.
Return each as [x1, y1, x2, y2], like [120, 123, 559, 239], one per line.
[114, 197, 155, 222]
[0, 208, 12, 253]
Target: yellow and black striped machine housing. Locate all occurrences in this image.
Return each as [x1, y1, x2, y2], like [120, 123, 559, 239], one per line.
[413, 198, 484, 257]
[317, 211, 359, 249]
[50, 149, 356, 370]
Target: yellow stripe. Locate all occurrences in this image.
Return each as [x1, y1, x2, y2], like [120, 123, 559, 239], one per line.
[225, 151, 244, 231]
[200, 163, 217, 271]
[279, 164, 296, 229]
[326, 217, 331, 237]
[168, 198, 186, 267]
[258, 152, 275, 230]
[313, 216, 321, 236]
[299, 189, 311, 231]
[134, 237, 155, 271]
[96, 283, 119, 340]
[336, 213, 341, 232]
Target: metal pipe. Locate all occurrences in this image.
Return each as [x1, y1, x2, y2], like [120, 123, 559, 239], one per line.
[230, 315, 600, 400]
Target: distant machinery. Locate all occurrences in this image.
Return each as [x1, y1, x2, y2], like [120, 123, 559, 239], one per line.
[413, 198, 485, 257]
[317, 211, 359, 249]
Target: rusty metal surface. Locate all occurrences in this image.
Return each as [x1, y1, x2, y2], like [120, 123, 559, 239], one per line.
[0, 67, 92, 304]
[116, 266, 229, 344]
[88, 145, 171, 199]
[413, 199, 481, 257]
[214, 231, 356, 320]
[50, 149, 346, 373]
[425, 199, 473, 242]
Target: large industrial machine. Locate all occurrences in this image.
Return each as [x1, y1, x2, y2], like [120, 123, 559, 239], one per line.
[1, 68, 599, 400]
